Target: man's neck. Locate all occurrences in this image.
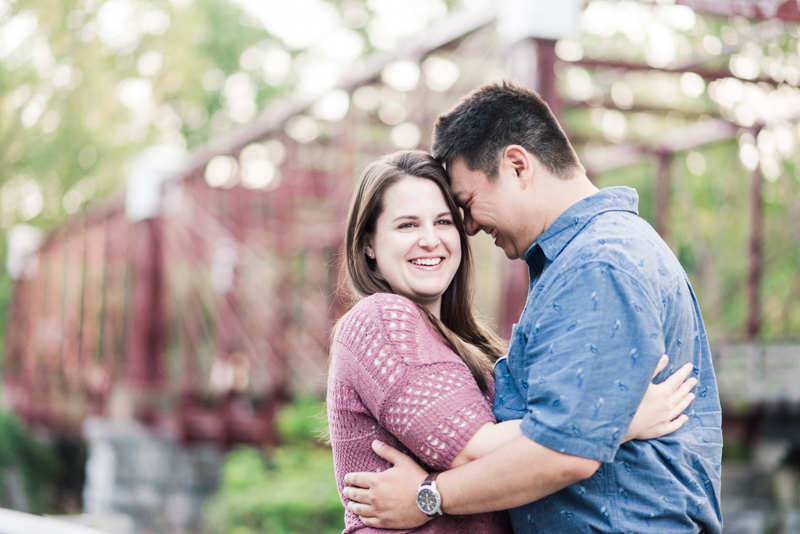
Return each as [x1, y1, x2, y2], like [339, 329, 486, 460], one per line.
[538, 173, 599, 235]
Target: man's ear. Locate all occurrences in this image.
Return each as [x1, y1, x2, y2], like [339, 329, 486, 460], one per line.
[502, 145, 534, 189]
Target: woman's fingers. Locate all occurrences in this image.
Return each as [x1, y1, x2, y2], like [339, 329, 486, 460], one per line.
[652, 354, 669, 379]
[662, 414, 689, 435]
[674, 374, 698, 398]
[668, 373, 698, 413]
[663, 362, 695, 391]
[669, 392, 696, 422]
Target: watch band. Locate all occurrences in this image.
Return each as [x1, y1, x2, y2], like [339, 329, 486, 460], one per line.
[423, 472, 440, 485]
[417, 471, 444, 516]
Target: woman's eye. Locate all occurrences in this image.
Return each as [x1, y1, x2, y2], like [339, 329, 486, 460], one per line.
[437, 219, 453, 226]
[398, 222, 414, 229]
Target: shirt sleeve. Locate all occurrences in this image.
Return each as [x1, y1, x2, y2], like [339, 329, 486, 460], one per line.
[519, 262, 665, 463]
[339, 294, 496, 471]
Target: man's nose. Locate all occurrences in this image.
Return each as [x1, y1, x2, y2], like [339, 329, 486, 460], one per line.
[463, 211, 479, 236]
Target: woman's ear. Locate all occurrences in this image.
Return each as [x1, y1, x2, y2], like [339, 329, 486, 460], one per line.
[364, 241, 375, 260]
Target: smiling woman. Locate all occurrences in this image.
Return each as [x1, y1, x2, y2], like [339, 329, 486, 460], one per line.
[327, 150, 513, 533]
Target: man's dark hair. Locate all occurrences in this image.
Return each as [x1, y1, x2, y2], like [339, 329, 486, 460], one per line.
[431, 81, 582, 180]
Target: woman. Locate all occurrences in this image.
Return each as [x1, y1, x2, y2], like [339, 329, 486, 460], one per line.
[326, 151, 695, 533]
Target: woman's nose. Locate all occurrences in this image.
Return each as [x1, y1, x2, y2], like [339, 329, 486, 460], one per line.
[418, 224, 440, 248]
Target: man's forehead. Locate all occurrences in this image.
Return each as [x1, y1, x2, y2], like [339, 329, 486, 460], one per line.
[448, 161, 478, 197]
[449, 180, 468, 201]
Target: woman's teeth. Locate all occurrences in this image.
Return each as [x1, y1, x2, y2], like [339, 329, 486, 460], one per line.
[411, 258, 442, 266]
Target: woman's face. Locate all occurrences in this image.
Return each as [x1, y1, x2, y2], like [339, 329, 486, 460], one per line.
[366, 176, 462, 317]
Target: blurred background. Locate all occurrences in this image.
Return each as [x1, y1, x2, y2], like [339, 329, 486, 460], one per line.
[1, 0, 800, 532]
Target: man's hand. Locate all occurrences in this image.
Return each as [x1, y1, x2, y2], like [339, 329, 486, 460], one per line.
[344, 440, 432, 529]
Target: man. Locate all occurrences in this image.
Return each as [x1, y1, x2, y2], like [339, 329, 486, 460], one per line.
[343, 81, 722, 533]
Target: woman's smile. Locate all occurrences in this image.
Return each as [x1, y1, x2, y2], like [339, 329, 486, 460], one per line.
[410, 257, 444, 267]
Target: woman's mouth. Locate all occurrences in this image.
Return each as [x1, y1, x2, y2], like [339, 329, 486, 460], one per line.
[410, 257, 443, 266]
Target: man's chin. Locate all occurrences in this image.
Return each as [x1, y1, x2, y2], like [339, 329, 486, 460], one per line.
[501, 247, 520, 261]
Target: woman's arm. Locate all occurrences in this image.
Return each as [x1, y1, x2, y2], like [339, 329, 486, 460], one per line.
[450, 355, 696, 469]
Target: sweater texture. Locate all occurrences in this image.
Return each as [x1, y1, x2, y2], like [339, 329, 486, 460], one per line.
[327, 292, 511, 533]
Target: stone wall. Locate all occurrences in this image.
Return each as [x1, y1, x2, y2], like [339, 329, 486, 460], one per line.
[82, 418, 222, 534]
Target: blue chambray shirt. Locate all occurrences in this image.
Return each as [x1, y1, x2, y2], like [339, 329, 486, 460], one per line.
[493, 187, 722, 534]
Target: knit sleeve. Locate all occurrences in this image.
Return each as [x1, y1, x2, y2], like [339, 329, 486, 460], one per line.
[334, 293, 496, 471]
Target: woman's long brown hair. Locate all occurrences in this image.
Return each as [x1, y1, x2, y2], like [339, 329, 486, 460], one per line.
[341, 150, 506, 392]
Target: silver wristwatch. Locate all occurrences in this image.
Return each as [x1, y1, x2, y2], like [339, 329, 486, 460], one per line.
[416, 472, 443, 516]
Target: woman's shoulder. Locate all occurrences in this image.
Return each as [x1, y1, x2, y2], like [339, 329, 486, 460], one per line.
[345, 292, 423, 324]
[335, 293, 425, 347]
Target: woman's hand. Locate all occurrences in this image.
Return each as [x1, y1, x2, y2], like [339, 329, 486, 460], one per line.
[625, 355, 696, 442]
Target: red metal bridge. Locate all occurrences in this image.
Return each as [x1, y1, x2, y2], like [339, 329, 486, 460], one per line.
[5, 0, 799, 447]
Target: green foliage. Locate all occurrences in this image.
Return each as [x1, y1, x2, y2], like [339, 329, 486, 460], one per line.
[721, 440, 752, 462]
[0, 0, 280, 233]
[276, 394, 330, 445]
[0, 411, 59, 513]
[204, 397, 344, 534]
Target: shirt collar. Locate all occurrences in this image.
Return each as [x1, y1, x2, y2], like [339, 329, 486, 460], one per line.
[524, 186, 639, 269]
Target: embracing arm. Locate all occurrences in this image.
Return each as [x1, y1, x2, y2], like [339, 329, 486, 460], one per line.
[342, 354, 698, 527]
[449, 420, 522, 468]
[442, 434, 599, 514]
[440, 353, 695, 513]
[450, 354, 696, 469]
[344, 434, 598, 528]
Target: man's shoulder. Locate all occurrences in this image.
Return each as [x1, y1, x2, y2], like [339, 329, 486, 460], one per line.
[564, 210, 681, 281]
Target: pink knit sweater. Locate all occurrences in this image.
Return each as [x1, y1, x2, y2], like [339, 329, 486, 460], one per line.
[327, 293, 512, 533]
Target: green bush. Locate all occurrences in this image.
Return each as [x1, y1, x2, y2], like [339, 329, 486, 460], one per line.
[204, 397, 345, 534]
[276, 394, 330, 445]
[0, 411, 59, 513]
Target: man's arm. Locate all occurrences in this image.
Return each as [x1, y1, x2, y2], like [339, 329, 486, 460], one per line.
[344, 356, 697, 527]
[439, 434, 600, 513]
[344, 436, 599, 528]
[449, 420, 521, 468]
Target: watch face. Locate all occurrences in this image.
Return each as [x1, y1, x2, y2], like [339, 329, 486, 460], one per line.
[416, 487, 440, 514]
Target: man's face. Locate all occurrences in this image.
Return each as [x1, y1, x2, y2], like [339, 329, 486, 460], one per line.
[449, 158, 526, 260]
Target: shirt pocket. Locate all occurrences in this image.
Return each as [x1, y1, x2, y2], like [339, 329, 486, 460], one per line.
[493, 324, 527, 421]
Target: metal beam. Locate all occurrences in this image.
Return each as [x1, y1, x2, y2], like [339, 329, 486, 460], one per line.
[572, 58, 784, 88]
[654, 151, 673, 243]
[677, 0, 800, 22]
[747, 146, 764, 341]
